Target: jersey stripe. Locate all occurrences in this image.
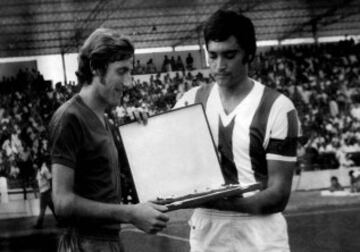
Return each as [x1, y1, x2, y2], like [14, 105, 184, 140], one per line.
[218, 116, 239, 184]
[195, 83, 239, 184]
[249, 86, 280, 183]
[286, 109, 299, 138]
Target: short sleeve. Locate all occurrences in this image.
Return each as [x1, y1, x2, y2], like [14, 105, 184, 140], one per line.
[49, 112, 82, 169]
[266, 95, 302, 162]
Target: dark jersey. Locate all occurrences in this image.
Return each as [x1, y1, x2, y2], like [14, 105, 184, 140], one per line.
[49, 95, 121, 204]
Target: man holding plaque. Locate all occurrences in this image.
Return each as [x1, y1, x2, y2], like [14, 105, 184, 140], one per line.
[49, 28, 169, 252]
[175, 10, 301, 252]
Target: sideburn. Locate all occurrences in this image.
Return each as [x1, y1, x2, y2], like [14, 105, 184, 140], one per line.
[99, 74, 106, 85]
[98, 67, 107, 85]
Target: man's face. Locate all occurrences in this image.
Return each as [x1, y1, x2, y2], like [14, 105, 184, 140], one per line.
[207, 36, 247, 89]
[97, 58, 133, 107]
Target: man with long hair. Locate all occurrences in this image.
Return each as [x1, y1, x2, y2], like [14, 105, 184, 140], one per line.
[49, 28, 169, 251]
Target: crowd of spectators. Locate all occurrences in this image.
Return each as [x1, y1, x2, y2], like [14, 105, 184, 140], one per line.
[0, 69, 77, 193]
[115, 71, 210, 123]
[0, 39, 359, 192]
[133, 59, 157, 75]
[253, 39, 360, 170]
[0, 67, 208, 193]
[132, 53, 194, 75]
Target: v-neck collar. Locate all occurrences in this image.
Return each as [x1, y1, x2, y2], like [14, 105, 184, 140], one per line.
[214, 80, 257, 126]
[75, 95, 109, 132]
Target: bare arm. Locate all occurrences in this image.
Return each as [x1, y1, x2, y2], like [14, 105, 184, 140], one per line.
[204, 160, 295, 215]
[52, 163, 169, 233]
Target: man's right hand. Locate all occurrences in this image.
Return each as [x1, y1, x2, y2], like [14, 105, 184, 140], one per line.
[129, 202, 169, 234]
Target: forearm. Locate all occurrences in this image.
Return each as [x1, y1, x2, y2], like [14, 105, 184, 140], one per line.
[53, 192, 133, 225]
[207, 186, 291, 215]
[207, 160, 295, 214]
[51, 159, 169, 233]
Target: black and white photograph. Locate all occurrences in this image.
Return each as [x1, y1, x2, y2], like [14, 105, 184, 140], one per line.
[0, 0, 360, 251]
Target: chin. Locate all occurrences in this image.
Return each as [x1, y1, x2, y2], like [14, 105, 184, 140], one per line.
[111, 96, 122, 106]
[108, 100, 120, 108]
[216, 79, 229, 87]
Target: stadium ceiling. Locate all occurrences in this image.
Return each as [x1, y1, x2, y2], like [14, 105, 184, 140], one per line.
[0, 0, 359, 58]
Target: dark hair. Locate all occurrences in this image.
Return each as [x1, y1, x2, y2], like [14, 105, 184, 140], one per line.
[203, 9, 256, 64]
[76, 28, 134, 85]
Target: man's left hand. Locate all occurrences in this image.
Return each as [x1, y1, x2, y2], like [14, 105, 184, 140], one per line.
[132, 108, 149, 125]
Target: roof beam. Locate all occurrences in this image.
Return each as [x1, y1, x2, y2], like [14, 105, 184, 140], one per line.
[61, 0, 129, 53]
[279, 0, 357, 40]
[171, 0, 262, 47]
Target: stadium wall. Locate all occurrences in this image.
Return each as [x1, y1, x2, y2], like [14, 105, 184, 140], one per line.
[1, 167, 360, 219]
[292, 167, 360, 191]
[133, 68, 211, 83]
[134, 50, 206, 70]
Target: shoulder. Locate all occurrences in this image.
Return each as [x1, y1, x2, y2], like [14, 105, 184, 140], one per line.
[264, 86, 299, 127]
[49, 96, 83, 133]
[53, 95, 85, 121]
[175, 83, 215, 108]
[262, 84, 301, 139]
[257, 82, 296, 114]
[195, 83, 215, 99]
[275, 89, 295, 108]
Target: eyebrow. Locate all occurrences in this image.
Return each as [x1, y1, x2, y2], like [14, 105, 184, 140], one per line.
[208, 49, 240, 54]
[117, 66, 131, 72]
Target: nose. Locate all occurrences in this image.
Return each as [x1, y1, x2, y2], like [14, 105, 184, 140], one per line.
[123, 72, 133, 87]
[215, 57, 227, 72]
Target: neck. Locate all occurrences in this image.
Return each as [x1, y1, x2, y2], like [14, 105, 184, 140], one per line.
[79, 84, 107, 120]
[219, 76, 252, 99]
[217, 77, 254, 115]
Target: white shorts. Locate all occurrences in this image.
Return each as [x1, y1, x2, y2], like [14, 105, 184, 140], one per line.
[188, 208, 290, 252]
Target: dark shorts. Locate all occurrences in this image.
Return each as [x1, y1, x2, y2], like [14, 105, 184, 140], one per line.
[77, 236, 123, 252]
[58, 227, 123, 252]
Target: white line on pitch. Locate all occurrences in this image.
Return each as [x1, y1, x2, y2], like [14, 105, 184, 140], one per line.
[285, 206, 360, 217]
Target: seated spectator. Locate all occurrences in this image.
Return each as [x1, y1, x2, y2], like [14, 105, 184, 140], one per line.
[329, 176, 343, 192]
[349, 170, 360, 193]
[351, 103, 360, 120]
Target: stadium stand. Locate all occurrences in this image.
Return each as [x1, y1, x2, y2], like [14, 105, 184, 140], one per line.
[0, 40, 359, 198]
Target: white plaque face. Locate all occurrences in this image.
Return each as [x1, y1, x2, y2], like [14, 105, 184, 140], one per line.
[119, 104, 224, 202]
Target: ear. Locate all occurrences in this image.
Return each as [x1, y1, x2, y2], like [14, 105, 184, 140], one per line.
[89, 60, 98, 76]
[91, 68, 100, 77]
[243, 53, 254, 64]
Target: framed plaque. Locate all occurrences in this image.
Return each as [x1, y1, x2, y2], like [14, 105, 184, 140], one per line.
[119, 104, 261, 210]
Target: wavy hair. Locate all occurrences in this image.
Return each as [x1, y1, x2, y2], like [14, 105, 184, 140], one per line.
[76, 28, 134, 85]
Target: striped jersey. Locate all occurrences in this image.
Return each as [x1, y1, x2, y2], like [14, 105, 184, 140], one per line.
[174, 80, 301, 187]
